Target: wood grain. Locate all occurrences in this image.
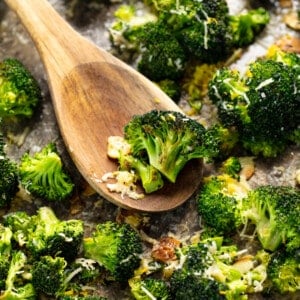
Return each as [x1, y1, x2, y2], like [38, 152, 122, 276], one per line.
[4, 0, 203, 212]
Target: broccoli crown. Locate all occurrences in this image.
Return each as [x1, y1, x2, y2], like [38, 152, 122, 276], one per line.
[109, 4, 157, 51]
[31, 255, 67, 297]
[208, 56, 300, 157]
[83, 221, 143, 282]
[267, 249, 300, 294]
[170, 238, 270, 299]
[170, 270, 226, 300]
[27, 207, 84, 261]
[197, 174, 249, 235]
[177, 19, 232, 63]
[129, 277, 171, 300]
[229, 7, 270, 47]
[245, 59, 298, 138]
[137, 22, 187, 81]
[208, 67, 250, 127]
[4, 207, 84, 261]
[0, 134, 19, 208]
[110, 0, 269, 84]
[241, 185, 300, 252]
[0, 58, 41, 119]
[156, 0, 232, 63]
[169, 239, 229, 299]
[0, 250, 36, 300]
[19, 142, 74, 201]
[3, 211, 33, 247]
[124, 110, 217, 183]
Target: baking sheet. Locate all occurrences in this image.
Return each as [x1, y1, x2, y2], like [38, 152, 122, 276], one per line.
[0, 0, 299, 299]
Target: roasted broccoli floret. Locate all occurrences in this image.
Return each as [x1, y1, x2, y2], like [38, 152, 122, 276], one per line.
[169, 237, 270, 299]
[19, 142, 74, 201]
[228, 7, 270, 47]
[0, 133, 19, 208]
[3, 211, 32, 247]
[129, 276, 171, 300]
[31, 255, 67, 297]
[4, 207, 84, 261]
[137, 21, 187, 81]
[208, 55, 300, 157]
[267, 248, 300, 294]
[83, 221, 143, 282]
[208, 67, 250, 127]
[109, 1, 269, 92]
[241, 185, 300, 252]
[0, 224, 12, 290]
[124, 110, 219, 183]
[197, 174, 250, 236]
[28, 207, 84, 261]
[109, 3, 157, 53]
[170, 270, 226, 300]
[0, 250, 36, 299]
[0, 58, 41, 120]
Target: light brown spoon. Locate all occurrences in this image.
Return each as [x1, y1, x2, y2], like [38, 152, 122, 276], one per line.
[5, 0, 202, 212]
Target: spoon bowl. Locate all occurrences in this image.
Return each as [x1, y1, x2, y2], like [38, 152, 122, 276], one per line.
[4, 0, 203, 212]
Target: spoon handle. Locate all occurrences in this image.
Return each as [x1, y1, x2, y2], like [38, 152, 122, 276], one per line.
[4, 0, 112, 79]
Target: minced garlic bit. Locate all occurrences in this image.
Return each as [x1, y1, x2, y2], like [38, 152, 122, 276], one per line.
[102, 170, 144, 200]
[107, 136, 131, 159]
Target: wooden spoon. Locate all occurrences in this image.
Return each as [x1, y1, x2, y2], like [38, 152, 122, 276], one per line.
[5, 0, 202, 212]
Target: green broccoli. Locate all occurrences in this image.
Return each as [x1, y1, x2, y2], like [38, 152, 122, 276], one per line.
[0, 250, 36, 299]
[197, 174, 250, 236]
[241, 185, 300, 252]
[219, 156, 242, 179]
[228, 7, 270, 48]
[83, 221, 143, 282]
[208, 67, 250, 127]
[208, 55, 300, 157]
[267, 248, 300, 294]
[129, 276, 171, 300]
[170, 270, 226, 300]
[0, 58, 41, 120]
[3, 211, 32, 247]
[4, 207, 84, 261]
[109, 1, 269, 90]
[109, 4, 157, 54]
[0, 133, 19, 208]
[28, 207, 84, 261]
[124, 110, 219, 183]
[32, 255, 104, 298]
[137, 21, 187, 81]
[31, 255, 67, 297]
[19, 142, 74, 201]
[169, 237, 270, 299]
[0, 224, 12, 290]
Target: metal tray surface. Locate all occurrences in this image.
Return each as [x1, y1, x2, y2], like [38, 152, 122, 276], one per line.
[0, 0, 299, 299]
